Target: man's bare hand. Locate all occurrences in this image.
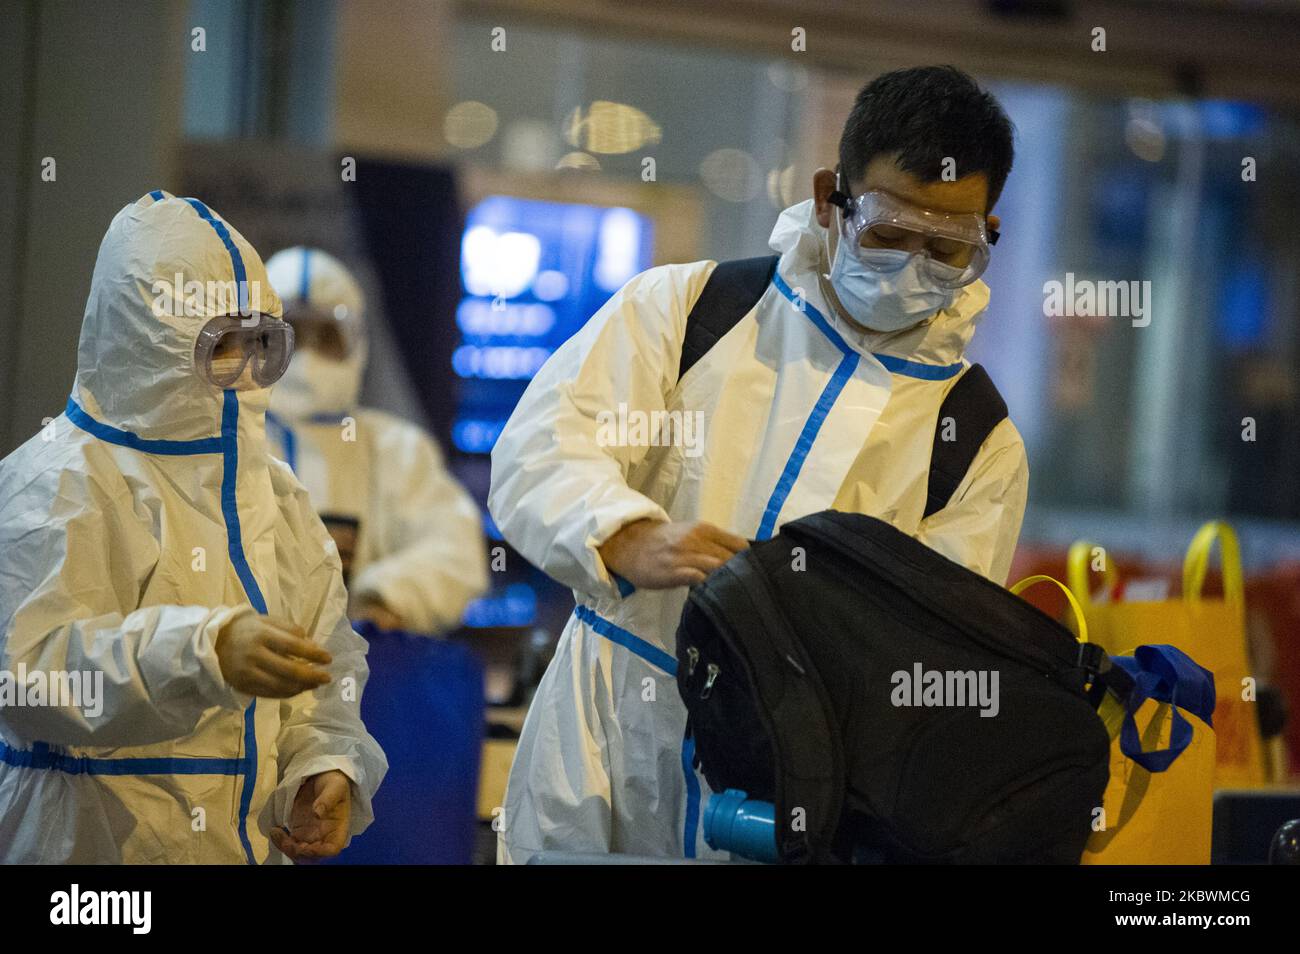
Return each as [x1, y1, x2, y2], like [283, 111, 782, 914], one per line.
[214, 611, 332, 698]
[598, 519, 748, 589]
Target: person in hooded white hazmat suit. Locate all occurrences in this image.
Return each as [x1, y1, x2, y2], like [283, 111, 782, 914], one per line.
[0, 191, 387, 863]
[491, 66, 1030, 862]
[262, 247, 487, 635]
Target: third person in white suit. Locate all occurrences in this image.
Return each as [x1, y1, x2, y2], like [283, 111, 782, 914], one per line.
[263, 247, 487, 635]
[490, 66, 1030, 862]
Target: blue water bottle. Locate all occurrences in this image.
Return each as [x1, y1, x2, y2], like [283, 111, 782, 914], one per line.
[703, 789, 779, 863]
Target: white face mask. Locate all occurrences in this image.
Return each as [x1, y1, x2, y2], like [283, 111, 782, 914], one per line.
[271, 346, 365, 419]
[828, 227, 959, 333]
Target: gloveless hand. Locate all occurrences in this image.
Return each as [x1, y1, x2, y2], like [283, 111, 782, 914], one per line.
[598, 519, 748, 589]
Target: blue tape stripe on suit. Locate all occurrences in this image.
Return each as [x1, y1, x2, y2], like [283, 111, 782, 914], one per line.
[574, 605, 676, 675]
[760, 273, 860, 541]
[573, 605, 704, 856]
[23, 391, 266, 863]
[220, 390, 264, 865]
[66, 398, 223, 455]
[184, 197, 251, 315]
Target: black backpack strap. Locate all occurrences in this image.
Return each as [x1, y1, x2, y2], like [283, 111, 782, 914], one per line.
[678, 255, 780, 382]
[923, 363, 1008, 518]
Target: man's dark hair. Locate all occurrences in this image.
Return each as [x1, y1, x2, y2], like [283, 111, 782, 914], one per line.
[838, 65, 1015, 210]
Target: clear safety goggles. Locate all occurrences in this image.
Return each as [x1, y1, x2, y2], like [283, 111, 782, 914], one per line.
[193, 313, 295, 389]
[829, 187, 999, 289]
[282, 303, 359, 362]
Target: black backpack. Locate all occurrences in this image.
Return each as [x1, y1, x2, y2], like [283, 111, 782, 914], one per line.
[675, 510, 1113, 864]
[680, 256, 1008, 518]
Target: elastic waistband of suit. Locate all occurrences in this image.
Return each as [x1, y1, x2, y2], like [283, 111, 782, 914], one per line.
[0, 739, 249, 777]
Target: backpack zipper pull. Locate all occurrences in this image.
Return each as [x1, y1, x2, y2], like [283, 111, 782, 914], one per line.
[700, 663, 720, 699]
[686, 646, 700, 677]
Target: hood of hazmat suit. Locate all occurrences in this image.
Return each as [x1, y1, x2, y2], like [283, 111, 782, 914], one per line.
[489, 198, 1029, 863]
[0, 192, 386, 863]
[266, 246, 368, 420]
[263, 247, 487, 635]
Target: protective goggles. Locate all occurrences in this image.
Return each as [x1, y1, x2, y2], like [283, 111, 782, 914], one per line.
[829, 188, 999, 289]
[193, 313, 295, 389]
[282, 303, 359, 361]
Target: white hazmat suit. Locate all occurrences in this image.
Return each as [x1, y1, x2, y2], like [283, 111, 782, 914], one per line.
[490, 199, 1029, 862]
[0, 191, 387, 863]
[263, 247, 487, 635]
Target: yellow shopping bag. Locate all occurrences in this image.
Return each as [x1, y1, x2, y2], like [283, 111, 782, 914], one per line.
[1068, 521, 1268, 788]
[1081, 675, 1216, 864]
[1010, 576, 1217, 865]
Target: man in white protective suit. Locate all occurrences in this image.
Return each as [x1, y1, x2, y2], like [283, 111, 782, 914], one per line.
[491, 67, 1030, 861]
[0, 191, 387, 863]
[262, 247, 487, 635]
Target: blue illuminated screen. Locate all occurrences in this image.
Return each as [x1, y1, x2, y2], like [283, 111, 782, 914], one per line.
[452, 195, 654, 455]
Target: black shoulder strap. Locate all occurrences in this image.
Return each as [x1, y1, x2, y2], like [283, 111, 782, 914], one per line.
[923, 364, 1008, 518]
[678, 255, 779, 382]
[682, 260, 1004, 518]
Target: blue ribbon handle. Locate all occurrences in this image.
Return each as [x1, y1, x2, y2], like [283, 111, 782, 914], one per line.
[1110, 644, 1216, 773]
